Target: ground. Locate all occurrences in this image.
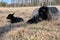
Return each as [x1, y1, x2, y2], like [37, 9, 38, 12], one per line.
[0, 6, 60, 40]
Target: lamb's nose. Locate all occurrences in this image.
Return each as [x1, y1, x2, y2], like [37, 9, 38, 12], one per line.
[7, 17, 9, 19]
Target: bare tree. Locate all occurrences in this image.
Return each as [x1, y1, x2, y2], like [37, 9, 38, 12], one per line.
[10, 0, 60, 7]
[11, 0, 16, 7]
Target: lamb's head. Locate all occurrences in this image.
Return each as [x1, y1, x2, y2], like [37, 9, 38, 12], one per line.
[38, 6, 48, 14]
[7, 13, 15, 19]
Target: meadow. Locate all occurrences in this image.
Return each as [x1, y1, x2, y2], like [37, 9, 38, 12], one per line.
[0, 6, 60, 40]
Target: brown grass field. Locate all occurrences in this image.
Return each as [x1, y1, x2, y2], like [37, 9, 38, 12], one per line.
[0, 6, 60, 40]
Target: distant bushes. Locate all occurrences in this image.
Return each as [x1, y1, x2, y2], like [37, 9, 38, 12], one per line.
[0, 1, 7, 7]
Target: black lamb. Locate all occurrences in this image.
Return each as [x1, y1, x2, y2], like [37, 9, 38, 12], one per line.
[7, 13, 24, 23]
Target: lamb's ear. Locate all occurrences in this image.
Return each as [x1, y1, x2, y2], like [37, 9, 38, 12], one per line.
[12, 13, 15, 15]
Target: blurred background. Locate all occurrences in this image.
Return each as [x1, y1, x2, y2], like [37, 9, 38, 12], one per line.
[0, 0, 60, 7]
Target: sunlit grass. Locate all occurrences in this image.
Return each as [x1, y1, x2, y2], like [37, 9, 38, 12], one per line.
[0, 6, 60, 40]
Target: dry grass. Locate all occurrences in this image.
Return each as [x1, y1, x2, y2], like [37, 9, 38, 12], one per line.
[0, 6, 60, 40]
